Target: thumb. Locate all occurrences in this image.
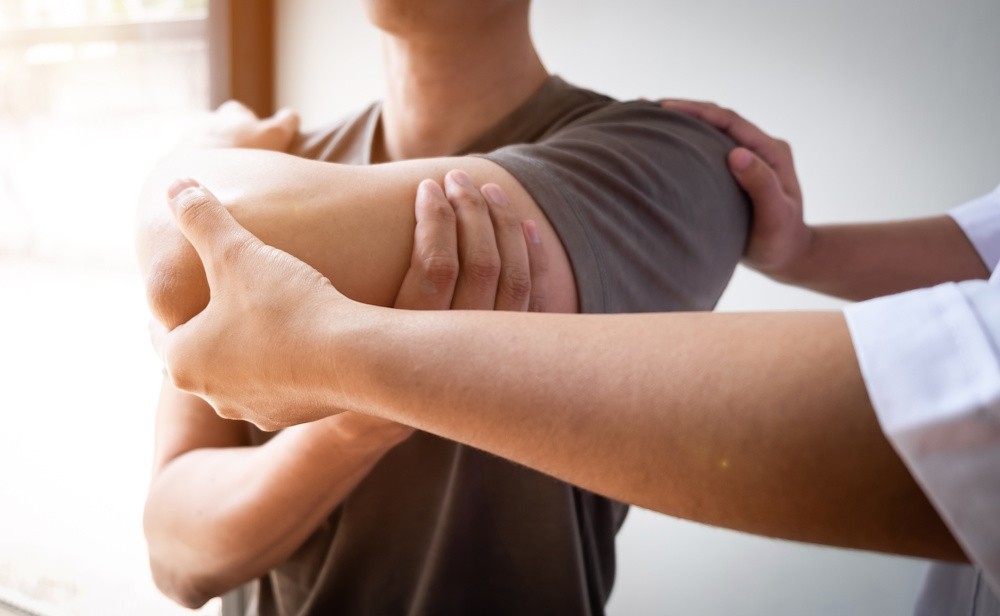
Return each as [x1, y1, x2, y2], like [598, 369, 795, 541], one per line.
[727, 147, 787, 210]
[165, 178, 260, 280]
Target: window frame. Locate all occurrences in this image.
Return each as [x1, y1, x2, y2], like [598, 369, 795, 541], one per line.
[208, 0, 275, 117]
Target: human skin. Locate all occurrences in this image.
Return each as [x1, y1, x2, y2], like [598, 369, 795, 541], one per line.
[659, 99, 988, 298]
[152, 178, 971, 567]
[139, 0, 569, 607]
[150, 104, 990, 574]
[145, 172, 542, 607]
[140, 153, 570, 605]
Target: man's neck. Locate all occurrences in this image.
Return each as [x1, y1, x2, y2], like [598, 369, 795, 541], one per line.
[377, 11, 547, 162]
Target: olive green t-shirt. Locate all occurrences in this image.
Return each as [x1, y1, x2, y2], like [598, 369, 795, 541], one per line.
[225, 76, 749, 616]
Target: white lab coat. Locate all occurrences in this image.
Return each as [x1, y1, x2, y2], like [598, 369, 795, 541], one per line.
[845, 185, 1000, 615]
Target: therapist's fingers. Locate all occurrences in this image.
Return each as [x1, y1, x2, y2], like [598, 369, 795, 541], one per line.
[395, 179, 460, 310]
[658, 99, 801, 201]
[445, 170, 501, 310]
[165, 178, 262, 285]
[482, 183, 532, 312]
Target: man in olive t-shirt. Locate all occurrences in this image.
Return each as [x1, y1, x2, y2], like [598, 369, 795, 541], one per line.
[144, 2, 748, 614]
[224, 78, 747, 615]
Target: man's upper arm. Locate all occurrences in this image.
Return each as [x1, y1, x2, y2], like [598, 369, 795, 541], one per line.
[479, 101, 751, 314]
[140, 103, 750, 330]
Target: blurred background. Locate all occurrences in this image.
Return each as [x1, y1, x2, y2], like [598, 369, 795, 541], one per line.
[1, 0, 998, 614]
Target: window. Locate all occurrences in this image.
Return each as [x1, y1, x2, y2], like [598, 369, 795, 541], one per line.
[0, 1, 270, 614]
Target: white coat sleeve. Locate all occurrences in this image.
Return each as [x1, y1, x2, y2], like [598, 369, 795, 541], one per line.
[949, 184, 1000, 271]
[844, 275, 1000, 596]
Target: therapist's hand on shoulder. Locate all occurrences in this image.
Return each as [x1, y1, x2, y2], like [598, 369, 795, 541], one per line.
[151, 173, 545, 431]
[659, 99, 814, 280]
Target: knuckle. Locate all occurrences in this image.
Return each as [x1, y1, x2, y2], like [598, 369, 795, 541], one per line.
[176, 194, 216, 226]
[423, 196, 457, 222]
[169, 365, 195, 393]
[417, 253, 460, 288]
[216, 406, 238, 422]
[500, 266, 532, 302]
[463, 252, 501, 284]
[219, 234, 257, 266]
[450, 185, 486, 211]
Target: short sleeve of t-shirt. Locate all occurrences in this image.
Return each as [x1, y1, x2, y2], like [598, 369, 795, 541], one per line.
[482, 102, 750, 314]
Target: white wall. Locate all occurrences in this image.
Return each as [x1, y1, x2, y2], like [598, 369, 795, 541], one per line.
[275, 1, 1000, 614]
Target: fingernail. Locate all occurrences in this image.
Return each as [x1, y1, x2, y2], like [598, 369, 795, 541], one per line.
[449, 169, 474, 189]
[729, 148, 754, 171]
[524, 220, 541, 244]
[482, 184, 508, 206]
[171, 186, 206, 211]
[419, 179, 445, 200]
[166, 177, 199, 200]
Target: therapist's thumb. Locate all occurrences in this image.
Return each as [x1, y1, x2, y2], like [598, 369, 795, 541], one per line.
[166, 178, 257, 278]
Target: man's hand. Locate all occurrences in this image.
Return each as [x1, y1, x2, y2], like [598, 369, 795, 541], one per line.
[183, 100, 300, 151]
[152, 171, 545, 431]
[660, 99, 813, 280]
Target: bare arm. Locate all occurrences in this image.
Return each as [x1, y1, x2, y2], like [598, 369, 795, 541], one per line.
[660, 100, 989, 299]
[345, 308, 962, 561]
[137, 149, 576, 330]
[153, 183, 964, 564]
[143, 176, 542, 608]
[143, 387, 410, 608]
[143, 107, 414, 607]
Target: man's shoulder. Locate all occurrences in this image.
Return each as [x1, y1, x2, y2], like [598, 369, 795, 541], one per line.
[289, 102, 381, 164]
[539, 87, 738, 155]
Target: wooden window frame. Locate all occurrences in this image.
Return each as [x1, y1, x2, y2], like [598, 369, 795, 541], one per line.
[208, 0, 275, 117]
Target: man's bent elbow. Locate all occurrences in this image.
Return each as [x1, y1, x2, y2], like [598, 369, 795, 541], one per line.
[148, 556, 218, 610]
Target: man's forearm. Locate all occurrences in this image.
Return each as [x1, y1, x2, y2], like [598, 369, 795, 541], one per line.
[144, 387, 409, 608]
[137, 148, 576, 328]
[335, 306, 964, 562]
